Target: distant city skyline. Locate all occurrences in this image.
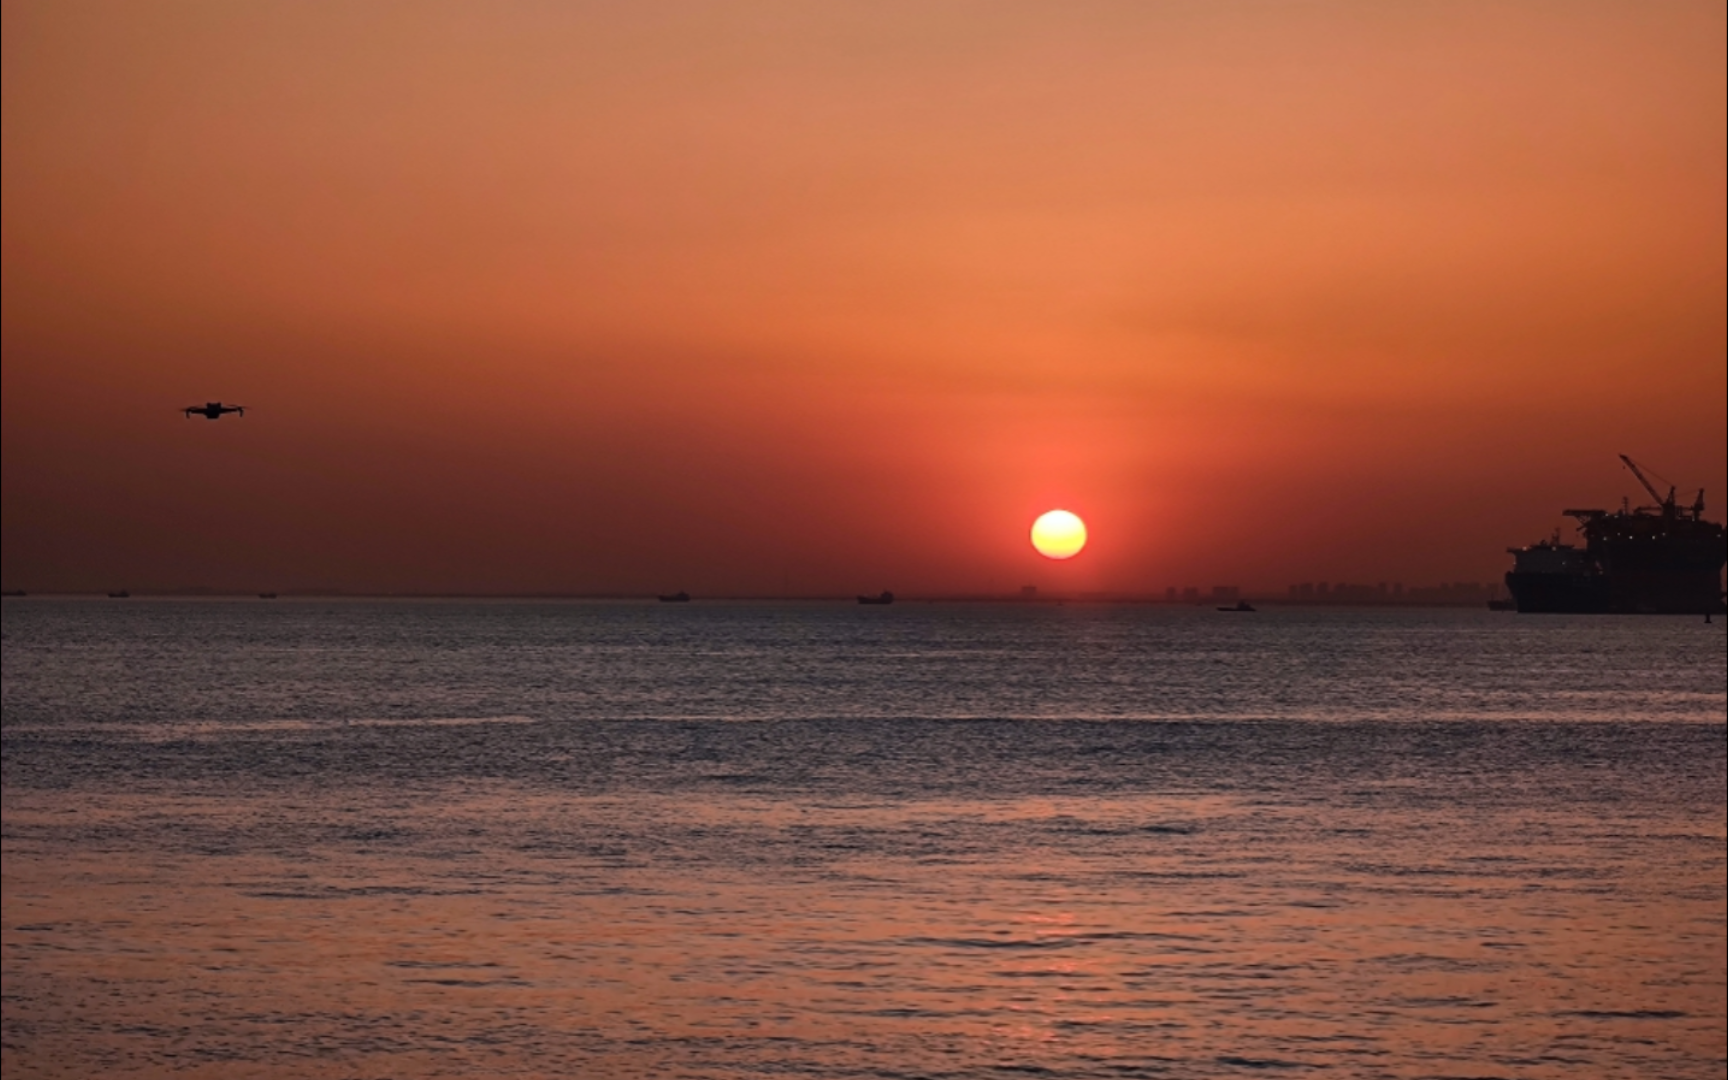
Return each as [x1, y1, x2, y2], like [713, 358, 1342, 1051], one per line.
[0, 578, 1510, 606]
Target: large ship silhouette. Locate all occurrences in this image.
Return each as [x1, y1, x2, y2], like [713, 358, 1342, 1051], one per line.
[1505, 456, 1726, 614]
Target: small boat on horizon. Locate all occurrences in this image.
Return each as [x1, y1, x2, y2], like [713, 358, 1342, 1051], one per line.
[259, 592, 278, 599]
[107, 590, 130, 599]
[858, 590, 894, 605]
[1216, 600, 1255, 612]
[658, 591, 691, 602]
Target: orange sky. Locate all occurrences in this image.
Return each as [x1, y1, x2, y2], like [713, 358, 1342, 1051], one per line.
[3, 1, 1723, 595]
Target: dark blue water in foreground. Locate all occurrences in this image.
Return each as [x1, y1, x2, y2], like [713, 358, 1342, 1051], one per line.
[3, 599, 1724, 1078]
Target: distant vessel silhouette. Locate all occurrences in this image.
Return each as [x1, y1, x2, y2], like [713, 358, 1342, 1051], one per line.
[658, 591, 691, 603]
[857, 591, 894, 605]
[1216, 600, 1256, 612]
[1504, 456, 1725, 614]
[107, 590, 130, 598]
[259, 592, 278, 599]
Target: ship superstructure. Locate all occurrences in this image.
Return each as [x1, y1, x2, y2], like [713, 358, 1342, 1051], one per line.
[1505, 456, 1726, 614]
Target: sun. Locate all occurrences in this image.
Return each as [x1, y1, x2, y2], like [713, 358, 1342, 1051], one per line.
[1030, 509, 1087, 560]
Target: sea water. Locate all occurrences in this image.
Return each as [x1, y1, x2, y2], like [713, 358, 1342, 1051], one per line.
[2, 599, 1723, 1078]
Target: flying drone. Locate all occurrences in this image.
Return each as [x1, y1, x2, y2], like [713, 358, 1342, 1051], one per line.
[183, 402, 246, 419]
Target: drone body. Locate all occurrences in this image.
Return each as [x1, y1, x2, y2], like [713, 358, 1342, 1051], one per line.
[184, 402, 245, 419]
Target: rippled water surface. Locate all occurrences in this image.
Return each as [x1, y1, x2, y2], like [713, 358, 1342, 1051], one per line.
[3, 599, 1724, 1078]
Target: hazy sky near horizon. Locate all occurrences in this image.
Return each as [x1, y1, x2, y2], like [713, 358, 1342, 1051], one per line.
[3, 1, 1723, 595]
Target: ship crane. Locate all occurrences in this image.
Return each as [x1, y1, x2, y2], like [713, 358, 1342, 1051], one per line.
[1619, 454, 1681, 516]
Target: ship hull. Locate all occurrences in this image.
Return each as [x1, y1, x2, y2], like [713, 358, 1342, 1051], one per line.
[1599, 535, 1726, 613]
[1504, 571, 1611, 613]
[1506, 570, 1722, 614]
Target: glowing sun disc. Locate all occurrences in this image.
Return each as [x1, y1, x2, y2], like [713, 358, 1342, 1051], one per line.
[1031, 510, 1087, 560]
